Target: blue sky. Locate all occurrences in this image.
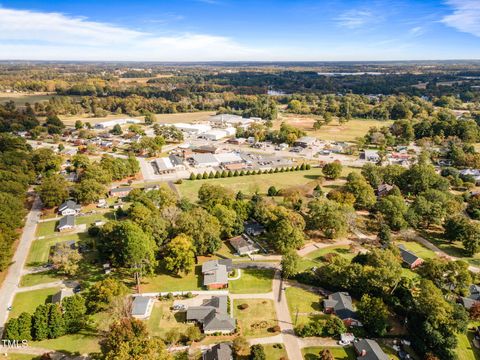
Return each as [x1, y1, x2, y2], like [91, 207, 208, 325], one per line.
[0, 0, 479, 61]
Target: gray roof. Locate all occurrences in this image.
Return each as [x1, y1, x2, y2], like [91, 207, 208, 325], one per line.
[460, 284, 480, 309]
[202, 259, 233, 286]
[323, 292, 356, 320]
[169, 154, 184, 167]
[295, 136, 317, 145]
[244, 221, 265, 236]
[398, 245, 422, 266]
[192, 153, 219, 165]
[110, 187, 133, 193]
[229, 235, 260, 254]
[354, 339, 389, 360]
[58, 200, 81, 212]
[203, 343, 232, 360]
[132, 296, 152, 316]
[52, 288, 74, 304]
[58, 215, 75, 229]
[186, 296, 235, 332]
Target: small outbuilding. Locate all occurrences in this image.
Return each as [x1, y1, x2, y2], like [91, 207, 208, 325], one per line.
[131, 296, 154, 320]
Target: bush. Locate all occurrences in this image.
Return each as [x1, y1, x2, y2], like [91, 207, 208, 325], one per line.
[186, 292, 193, 298]
[238, 303, 249, 310]
[166, 292, 174, 300]
[190, 173, 196, 180]
[196, 173, 202, 180]
[175, 179, 183, 184]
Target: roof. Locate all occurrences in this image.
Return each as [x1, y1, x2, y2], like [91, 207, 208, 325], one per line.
[203, 343, 232, 360]
[295, 136, 317, 144]
[202, 259, 232, 286]
[58, 215, 75, 229]
[244, 221, 265, 235]
[169, 154, 184, 167]
[214, 152, 244, 164]
[192, 153, 219, 165]
[323, 292, 356, 320]
[186, 296, 235, 332]
[155, 157, 174, 171]
[229, 235, 260, 254]
[354, 339, 389, 360]
[58, 200, 81, 212]
[110, 187, 133, 193]
[52, 288, 74, 304]
[131, 296, 152, 316]
[398, 245, 422, 266]
[364, 150, 380, 158]
[376, 184, 393, 194]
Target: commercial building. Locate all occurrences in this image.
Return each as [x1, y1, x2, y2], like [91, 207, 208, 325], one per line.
[94, 118, 141, 129]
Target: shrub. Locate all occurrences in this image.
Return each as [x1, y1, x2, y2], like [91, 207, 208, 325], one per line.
[238, 303, 249, 310]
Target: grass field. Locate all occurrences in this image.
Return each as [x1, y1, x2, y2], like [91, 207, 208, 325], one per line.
[27, 233, 92, 267]
[0, 92, 55, 106]
[457, 322, 480, 360]
[234, 299, 279, 338]
[297, 245, 355, 272]
[276, 114, 393, 142]
[264, 344, 288, 360]
[302, 346, 356, 360]
[10, 287, 61, 318]
[0, 354, 39, 360]
[20, 271, 63, 287]
[36, 220, 58, 237]
[146, 300, 195, 338]
[396, 240, 438, 259]
[177, 168, 325, 200]
[285, 287, 322, 319]
[31, 330, 101, 355]
[229, 269, 274, 294]
[141, 264, 203, 292]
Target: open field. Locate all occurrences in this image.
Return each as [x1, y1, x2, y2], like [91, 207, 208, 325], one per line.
[0, 92, 55, 106]
[20, 271, 63, 287]
[233, 299, 279, 338]
[264, 344, 288, 360]
[0, 355, 39, 360]
[285, 287, 321, 316]
[229, 269, 274, 294]
[302, 346, 356, 360]
[146, 300, 195, 338]
[141, 264, 203, 293]
[396, 240, 437, 259]
[32, 331, 101, 355]
[276, 114, 393, 142]
[457, 321, 480, 360]
[297, 245, 354, 272]
[10, 287, 61, 318]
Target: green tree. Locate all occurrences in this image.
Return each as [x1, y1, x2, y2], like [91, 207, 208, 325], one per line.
[62, 295, 87, 333]
[322, 161, 342, 180]
[85, 278, 129, 313]
[17, 312, 33, 341]
[375, 195, 408, 231]
[307, 199, 351, 239]
[74, 120, 84, 130]
[3, 318, 19, 340]
[344, 172, 376, 209]
[31, 148, 61, 175]
[74, 179, 105, 204]
[267, 186, 278, 196]
[176, 208, 221, 255]
[32, 304, 49, 341]
[144, 112, 156, 125]
[357, 294, 389, 336]
[164, 234, 196, 275]
[250, 344, 266, 360]
[47, 303, 65, 339]
[38, 174, 69, 208]
[323, 316, 346, 337]
[111, 124, 123, 135]
[281, 249, 300, 278]
[51, 242, 82, 275]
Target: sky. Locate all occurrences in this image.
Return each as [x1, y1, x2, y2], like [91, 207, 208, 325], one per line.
[0, 0, 479, 61]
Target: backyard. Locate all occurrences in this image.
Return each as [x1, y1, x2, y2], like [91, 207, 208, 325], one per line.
[229, 269, 274, 294]
[146, 300, 195, 338]
[302, 346, 356, 360]
[285, 287, 323, 326]
[233, 299, 279, 338]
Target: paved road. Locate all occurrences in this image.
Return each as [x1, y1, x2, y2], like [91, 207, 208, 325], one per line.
[0, 195, 42, 332]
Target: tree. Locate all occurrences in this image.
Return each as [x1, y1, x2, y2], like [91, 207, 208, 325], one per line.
[470, 302, 480, 320]
[32, 304, 49, 340]
[85, 278, 129, 313]
[74, 179, 105, 204]
[111, 124, 123, 135]
[250, 344, 266, 360]
[62, 295, 87, 333]
[3, 318, 19, 340]
[344, 172, 376, 209]
[357, 294, 389, 336]
[185, 326, 202, 342]
[74, 120, 84, 130]
[164, 234, 196, 275]
[131, 136, 165, 157]
[323, 316, 346, 337]
[47, 303, 65, 339]
[418, 258, 472, 296]
[101, 317, 170, 360]
[377, 223, 392, 246]
[17, 312, 33, 341]
[281, 249, 299, 278]
[375, 195, 408, 231]
[444, 216, 480, 256]
[176, 208, 221, 255]
[322, 161, 342, 180]
[307, 199, 351, 239]
[38, 174, 69, 208]
[144, 112, 156, 125]
[398, 164, 449, 195]
[233, 336, 250, 356]
[51, 242, 82, 275]
[211, 204, 242, 239]
[319, 349, 335, 360]
[267, 186, 278, 196]
[31, 148, 61, 175]
[198, 183, 234, 209]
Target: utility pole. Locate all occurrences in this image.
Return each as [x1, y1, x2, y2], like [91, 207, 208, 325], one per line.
[295, 305, 299, 326]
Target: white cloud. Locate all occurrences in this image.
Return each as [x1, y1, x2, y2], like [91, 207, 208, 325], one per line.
[0, 7, 261, 60]
[335, 9, 375, 29]
[442, 0, 480, 37]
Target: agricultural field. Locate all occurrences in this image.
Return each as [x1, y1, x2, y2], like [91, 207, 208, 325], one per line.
[233, 299, 279, 338]
[0, 92, 55, 106]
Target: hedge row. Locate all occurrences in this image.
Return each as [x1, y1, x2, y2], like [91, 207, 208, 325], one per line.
[189, 163, 311, 180]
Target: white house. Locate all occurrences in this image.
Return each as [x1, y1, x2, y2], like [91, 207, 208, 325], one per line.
[58, 200, 81, 216]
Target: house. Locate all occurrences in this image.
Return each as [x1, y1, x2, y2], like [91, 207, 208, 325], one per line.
[52, 288, 74, 304]
[57, 215, 76, 232]
[94, 118, 140, 129]
[459, 169, 480, 185]
[294, 136, 317, 148]
[131, 296, 154, 320]
[202, 259, 233, 289]
[97, 199, 107, 208]
[214, 152, 244, 166]
[109, 187, 133, 198]
[244, 221, 266, 237]
[460, 284, 480, 309]
[58, 200, 81, 216]
[186, 296, 236, 334]
[398, 244, 424, 269]
[229, 235, 260, 256]
[200, 129, 231, 141]
[376, 184, 393, 198]
[203, 343, 233, 360]
[353, 339, 389, 360]
[364, 150, 380, 162]
[52, 240, 76, 259]
[323, 292, 361, 326]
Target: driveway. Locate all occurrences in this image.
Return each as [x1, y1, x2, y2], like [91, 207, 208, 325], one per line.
[0, 195, 42, 331]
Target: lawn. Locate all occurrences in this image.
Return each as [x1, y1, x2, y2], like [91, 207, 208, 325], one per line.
[146, 300, 195, 338]
[36, 220, 58, 238]
[229, 269, 274, 294]
[20, 271, 63, 287]
[0, 355, 39, 360]
[263, 343, 288, 360]
[26, 233, 93, 267]
[31, 331, 101, 355]
[297, 245, 355, 272]
[285, 287, 322, 317]
[75, 212, 114, 226]
[457, 322, 480, 360]
[10, 287, 61, 318]
[141, 264, 203, 292]
[233, 299, 279, 338]
[177, 168, 325, 200]
[395, 240, 437, 260]
[302, 346, 356, 360]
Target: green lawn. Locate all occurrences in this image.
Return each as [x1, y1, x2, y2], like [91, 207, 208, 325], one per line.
[264, 344, 288, 360]
[229, 269, 274, 294]
[36, 220, 58, 237]
[233, 299, 279, 338]
[146, 300, 195, 338]
[177, 168, 325, 200]
[0, 354, 39, 360]
[302, 346, 355, 360]
[297, 245, 355, 272]
[396, 240, 437, 259]
[285, 287, 321, 315]
[76, 212, 114, 226]
[10, 287, 61, 318]
[26, 233, 92, 267]
[457, 322, 480, 360]
[31, 331, 101, 355]
[141, 264, 202, 292]
[20, 271, 63, 287]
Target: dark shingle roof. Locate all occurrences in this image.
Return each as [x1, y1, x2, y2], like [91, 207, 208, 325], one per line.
[354, 339, 389, 360]
[323, 292, 356, 320]
[58, 215, 75, 229]
[203, 343, 232, 360]
[398, 244, 422, 266]
[186, 296, 235, 332]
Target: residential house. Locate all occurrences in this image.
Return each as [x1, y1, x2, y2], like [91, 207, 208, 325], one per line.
[58, 200, 81, 216]
[323, 292, 361, 326]
[186, 296, 236, 334]
[109, 187, 133, 198]
[460, 169, 480, 185]
[398, 244, 424, 269]
[52, 288, 74, 304]
[460, 284, 480, 310]
[364, 150, 380, 162]
[131, 296, 154, 320]
[376, 184, 393, 198]
[229, 235, 260, 256]
[202, 259, 233, 289]
[353, 339, 389, 360]
[57, 215, 76, 232]
[202, 343, 233, 360]
[244, 221, 266, 237]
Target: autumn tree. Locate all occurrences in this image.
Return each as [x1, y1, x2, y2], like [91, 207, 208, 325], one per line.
[164, 234, 196, 275]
